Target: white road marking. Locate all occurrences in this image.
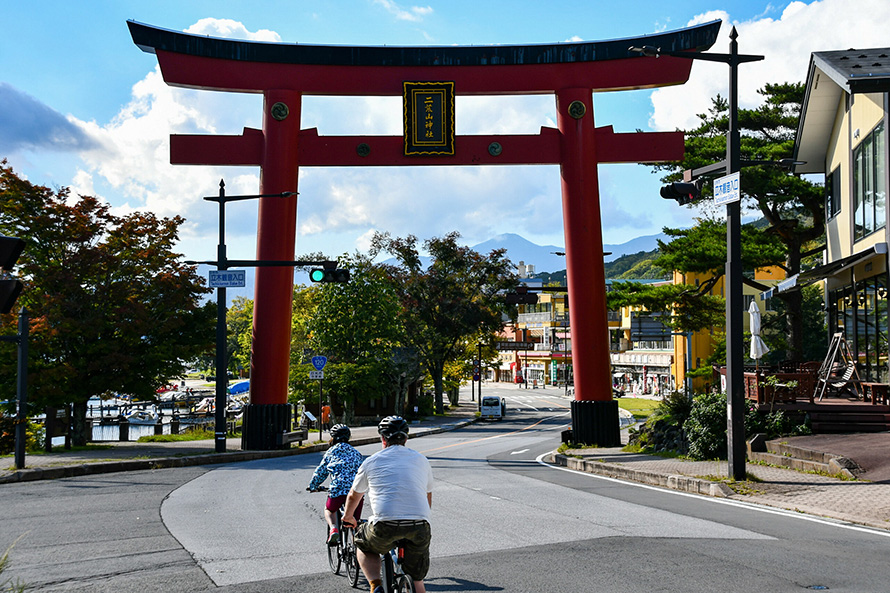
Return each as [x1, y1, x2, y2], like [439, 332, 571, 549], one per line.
[536, 452, 890, 539]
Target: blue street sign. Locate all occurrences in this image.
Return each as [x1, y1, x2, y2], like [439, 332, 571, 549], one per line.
[209, 269, 246, 288]
[311, 356, 328, 371]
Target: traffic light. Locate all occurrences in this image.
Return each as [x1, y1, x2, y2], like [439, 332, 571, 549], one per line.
[660, 180, 702, 205]
[309, 267, 350, 283]
[505, 286, 538, 305]
[0, 236, 24, 314]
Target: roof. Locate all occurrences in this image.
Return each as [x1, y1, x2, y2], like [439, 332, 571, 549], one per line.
[794, 48, 890, 174]
[128, 20, 721, 68]
[760, 242, 887, 299]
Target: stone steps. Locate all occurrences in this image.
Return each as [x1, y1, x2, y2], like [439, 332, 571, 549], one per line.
[746, 437, 860, 479]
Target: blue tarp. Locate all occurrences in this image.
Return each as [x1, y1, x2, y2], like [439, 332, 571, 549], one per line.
[228, 380, 249, 395]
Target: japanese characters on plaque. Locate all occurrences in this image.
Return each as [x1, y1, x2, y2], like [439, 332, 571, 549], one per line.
[403, 82, 455, 156]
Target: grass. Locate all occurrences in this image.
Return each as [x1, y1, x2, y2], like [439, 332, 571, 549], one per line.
[616, 397, 661, 421]
[699, 473, 764, 496]
[556, 442, 607, 455]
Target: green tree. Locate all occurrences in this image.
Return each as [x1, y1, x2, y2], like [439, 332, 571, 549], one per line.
[371, 232, 517, 414]
[304, 255, 403, 421]
[0, 161, 215, 445]
[652, 82, 825, 360]
[226, 296, 253, 377]
[606, 280, 725, 334]
[288, 284, 319, 404]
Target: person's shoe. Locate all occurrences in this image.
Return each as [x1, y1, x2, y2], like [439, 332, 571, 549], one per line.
[371, 587, 385, 593]
[327, 527, 340, 546]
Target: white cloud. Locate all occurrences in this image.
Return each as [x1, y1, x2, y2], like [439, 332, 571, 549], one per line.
[649, 0, 890, 131]
[185, 18, 281, 42]
[56, 5, 890, 265]
[373, 0, 433, 22]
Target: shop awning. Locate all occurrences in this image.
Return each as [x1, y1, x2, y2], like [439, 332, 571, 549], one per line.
[761, 243, 887, 300]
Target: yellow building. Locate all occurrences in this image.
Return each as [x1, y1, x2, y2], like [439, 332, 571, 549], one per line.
[772, 47, 889, 383]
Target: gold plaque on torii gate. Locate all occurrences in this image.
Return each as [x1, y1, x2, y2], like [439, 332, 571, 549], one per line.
[403, 81, 455, 156]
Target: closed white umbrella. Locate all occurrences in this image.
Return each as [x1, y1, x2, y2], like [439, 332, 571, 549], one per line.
[748, 300, 770, 362]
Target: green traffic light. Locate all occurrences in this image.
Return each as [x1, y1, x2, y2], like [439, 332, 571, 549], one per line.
[309, 269, 326, 282]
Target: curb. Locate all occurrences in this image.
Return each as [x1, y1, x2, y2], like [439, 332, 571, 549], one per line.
[548, 453, 734, 497]
[0, 417, 478, 485]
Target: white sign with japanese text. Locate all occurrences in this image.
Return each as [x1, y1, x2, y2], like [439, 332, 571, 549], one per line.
[714, 171, 741, 206]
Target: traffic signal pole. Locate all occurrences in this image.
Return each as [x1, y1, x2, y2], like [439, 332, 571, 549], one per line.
[189, 183, 347, 451]
[632, 28, 762, 480]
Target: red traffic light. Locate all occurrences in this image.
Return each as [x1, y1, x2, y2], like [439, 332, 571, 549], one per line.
[660, 181, 702, 206]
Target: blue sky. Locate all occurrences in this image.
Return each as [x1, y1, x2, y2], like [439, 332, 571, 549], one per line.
[2, 0, 888, 268]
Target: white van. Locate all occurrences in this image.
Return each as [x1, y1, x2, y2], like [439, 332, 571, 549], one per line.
[480, 395, 506, 420]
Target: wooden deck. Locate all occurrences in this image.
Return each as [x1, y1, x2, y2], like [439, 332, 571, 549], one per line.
[741, 370, 890, 433]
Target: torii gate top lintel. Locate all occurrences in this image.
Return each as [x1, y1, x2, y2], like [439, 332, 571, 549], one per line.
[128, 19, 721, 95]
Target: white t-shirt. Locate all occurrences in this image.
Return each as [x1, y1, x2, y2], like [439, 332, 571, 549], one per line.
[351, 444, 433, 522]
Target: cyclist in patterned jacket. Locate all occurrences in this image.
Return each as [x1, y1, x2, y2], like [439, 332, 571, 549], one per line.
[308, 423, 364, 546]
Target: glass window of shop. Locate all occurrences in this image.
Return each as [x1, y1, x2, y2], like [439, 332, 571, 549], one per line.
[829, 274, 888, 382]
[853, 121, 886, 241]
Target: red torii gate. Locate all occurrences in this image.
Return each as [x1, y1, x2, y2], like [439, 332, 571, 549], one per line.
[129, 20, 720, 448]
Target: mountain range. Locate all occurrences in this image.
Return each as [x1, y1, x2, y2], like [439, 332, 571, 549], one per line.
[471, 232, 667, 274]
[202, 231, 668, 304]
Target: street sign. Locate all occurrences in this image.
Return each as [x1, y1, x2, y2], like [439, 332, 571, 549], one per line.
[311, 356, 328, 371]
[495, 341, 535, 351]
[208, 269, 246, 288]
[714, 171, 741, 206]
[309, 370, 324, 380]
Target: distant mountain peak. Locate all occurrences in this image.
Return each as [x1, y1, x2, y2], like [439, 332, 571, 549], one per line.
[470, 232, 667, 273]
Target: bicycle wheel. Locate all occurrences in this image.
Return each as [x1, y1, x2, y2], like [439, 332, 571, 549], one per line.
[327, 534, 341, 574]
[395, 574, 416, 593]
[343, 527, 360, 587]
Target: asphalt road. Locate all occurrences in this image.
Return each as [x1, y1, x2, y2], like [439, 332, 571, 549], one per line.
[3, 388, 890, 592]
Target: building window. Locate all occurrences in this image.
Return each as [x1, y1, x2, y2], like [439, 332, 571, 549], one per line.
[828, 275, 888, 383]
[826, 167, 841, 220]
[853, 121, 886, 241]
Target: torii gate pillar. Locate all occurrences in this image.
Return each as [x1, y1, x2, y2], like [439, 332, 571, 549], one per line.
[557, 88, 619, 445]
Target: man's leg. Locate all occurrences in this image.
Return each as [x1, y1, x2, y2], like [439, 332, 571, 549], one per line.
[356, 548, 381, 590]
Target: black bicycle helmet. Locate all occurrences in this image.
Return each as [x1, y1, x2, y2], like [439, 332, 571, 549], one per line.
[377, 415, 409, 439]
[330, 424, 351, 443]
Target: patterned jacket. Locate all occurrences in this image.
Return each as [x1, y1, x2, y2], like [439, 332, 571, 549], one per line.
[308, 442, 364, 497]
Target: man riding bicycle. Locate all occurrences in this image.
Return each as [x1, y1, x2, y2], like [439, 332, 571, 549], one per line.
[342, 415, 433, 593]
[307, 423, 364, 546]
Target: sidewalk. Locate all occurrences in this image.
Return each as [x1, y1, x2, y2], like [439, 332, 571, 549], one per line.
[549, 430, 890, 531]
[0, 400, 479, 485]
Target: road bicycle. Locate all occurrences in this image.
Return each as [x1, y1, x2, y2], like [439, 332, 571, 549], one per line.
[381, 540, 416, 593]
[308, 486, 360, 587]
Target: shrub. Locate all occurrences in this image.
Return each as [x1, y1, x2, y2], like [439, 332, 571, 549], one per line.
[627, 391, 690, 455]
[685, 391, 727, 460]
[744, 401, 812, 438]
[0, 413, 44, 455]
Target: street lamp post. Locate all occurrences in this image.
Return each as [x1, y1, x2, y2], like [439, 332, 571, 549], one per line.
[631, 27, 763, 481]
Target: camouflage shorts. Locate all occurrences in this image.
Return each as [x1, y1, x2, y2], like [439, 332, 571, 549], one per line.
[355, 520, 432, 581]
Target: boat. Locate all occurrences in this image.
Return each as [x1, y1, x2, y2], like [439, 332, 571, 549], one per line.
[124, 409, 158, 425]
